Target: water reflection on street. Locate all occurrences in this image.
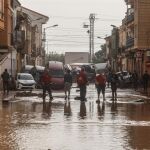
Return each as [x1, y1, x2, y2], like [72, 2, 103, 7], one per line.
[0, 85, 150, 150]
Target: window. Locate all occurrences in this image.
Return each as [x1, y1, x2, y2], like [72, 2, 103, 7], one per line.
[0, 0, 4, 19]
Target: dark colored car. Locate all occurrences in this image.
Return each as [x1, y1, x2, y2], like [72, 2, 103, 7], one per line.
[116, 71, 132, 87]
[48, 61, 64, 90]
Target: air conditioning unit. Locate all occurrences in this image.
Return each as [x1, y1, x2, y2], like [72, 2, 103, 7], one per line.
[146, 51, 150, 56]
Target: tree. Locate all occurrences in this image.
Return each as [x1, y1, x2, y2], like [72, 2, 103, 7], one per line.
[46, 52, 65, 64]
[93, 44, 106, 63]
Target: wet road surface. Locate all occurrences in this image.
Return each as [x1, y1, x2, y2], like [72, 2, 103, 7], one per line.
[0, 84, 150, 150]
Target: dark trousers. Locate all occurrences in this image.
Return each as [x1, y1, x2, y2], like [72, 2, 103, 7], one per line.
[112, 90, 117, 100]
[143, 81, 148, 93]
[42, 84, 52, 100]
[111, 83, 117, 100]
[79, 85, 86, 101]
[3, 81, 9, 94]
[96, 85, 105, 99]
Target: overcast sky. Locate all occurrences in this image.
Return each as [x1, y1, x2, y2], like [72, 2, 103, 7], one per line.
[19, 0, 127, 54]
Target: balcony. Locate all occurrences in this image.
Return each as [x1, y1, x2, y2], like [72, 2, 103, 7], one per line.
[126, 37, 134, 48]
[126, 13, 134, 24]
[124, 0, 134, 5]
[14, 30, 25, 51]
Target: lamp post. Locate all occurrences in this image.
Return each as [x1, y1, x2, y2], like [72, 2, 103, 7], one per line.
[43, 24, 58, 53]
[83, 14, 95, 63]
[43, 24, 58, 64]
[110, 24, 117, 28]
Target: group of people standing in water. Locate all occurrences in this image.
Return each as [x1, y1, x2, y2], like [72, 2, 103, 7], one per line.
[41, 67, 150, 102]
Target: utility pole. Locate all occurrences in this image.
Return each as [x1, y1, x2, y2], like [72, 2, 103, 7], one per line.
[89, 13, 95, 63]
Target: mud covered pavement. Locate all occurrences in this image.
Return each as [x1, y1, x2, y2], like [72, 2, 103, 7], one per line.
[0, 84, 150, 150]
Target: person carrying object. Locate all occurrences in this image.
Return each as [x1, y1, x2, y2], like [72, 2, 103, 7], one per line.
[76, 68, 88, 101]
[40, 69, 53, 101]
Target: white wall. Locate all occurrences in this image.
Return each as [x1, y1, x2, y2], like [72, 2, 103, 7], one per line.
[65, 52, 89, 64]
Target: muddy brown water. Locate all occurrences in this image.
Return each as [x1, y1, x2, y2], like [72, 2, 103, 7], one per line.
[0, 85, 150, 150]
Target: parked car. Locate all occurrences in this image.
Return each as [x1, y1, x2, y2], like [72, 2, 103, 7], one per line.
[48, 61, 64, 90]
[16, 73, 36, 90]
[21, 65, 45, 88]
[116, 71, 132, 87]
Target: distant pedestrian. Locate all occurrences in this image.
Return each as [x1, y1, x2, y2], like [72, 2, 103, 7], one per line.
[77, 68, 88, 101]
[142, 70, 150, 94]
[64, 70, 72, 99]
[132, 71, 138, 91]
[110, 72, 118, 101]
[106, 72, 112, 88]
[95, 72, 106, 102]
[30, 65, 37, 81]
[1, 69, 10, 95]
[40, 69, 53, 101]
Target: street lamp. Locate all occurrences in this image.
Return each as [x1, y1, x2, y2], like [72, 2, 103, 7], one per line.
[97, 36, 105, 39]
[111, 24, 117, 28]
[43, 24, 58, 63]
[43, 24, 58, 43]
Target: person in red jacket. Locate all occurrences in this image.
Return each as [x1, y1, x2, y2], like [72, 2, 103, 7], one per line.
[95, 72, 106, 102]
[77, 68, 88, 101]
[40, 69, 53, 101]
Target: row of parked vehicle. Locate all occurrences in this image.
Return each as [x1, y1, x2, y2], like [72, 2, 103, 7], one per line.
[15, 61, 97, 91]
[15, 61, 64, 90]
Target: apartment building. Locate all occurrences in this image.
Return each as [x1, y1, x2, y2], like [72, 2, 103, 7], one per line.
[0, 0, 15, 77]
[124, 0, 150, 76]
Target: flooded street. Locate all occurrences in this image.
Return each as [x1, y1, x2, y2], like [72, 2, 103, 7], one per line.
[0, 84, 150, 150]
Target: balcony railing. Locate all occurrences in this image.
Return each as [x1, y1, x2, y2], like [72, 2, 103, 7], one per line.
[126, 37, 134, 48]
[126, 13, 134, 24]
[14, 30, 25, 51]
[124, 0, 134, 5]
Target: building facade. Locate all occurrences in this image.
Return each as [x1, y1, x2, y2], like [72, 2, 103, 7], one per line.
[21, 7, 49, 66]
[105, 0, 150, 76]
[124, 0, 150, 76]
[0, 0, 4, 31]
[0, 0, 16, 76]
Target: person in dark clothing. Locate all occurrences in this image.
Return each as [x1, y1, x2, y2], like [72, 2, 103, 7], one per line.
[30, 65, 37, 81]
[40, 69, 53, 101]
[106, 72, 112, 88]
[132, 71, 138, 91]
[64, 70, 72, 99]
[142, 70, 149, 94]
[110, 72, 118, 101]
[1, 69, 10, 95]
[77, 68, 88, 101]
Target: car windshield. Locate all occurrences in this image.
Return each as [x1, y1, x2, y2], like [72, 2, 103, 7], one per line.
[50, 70, 64, 78]
[18, 74, 33, 80]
